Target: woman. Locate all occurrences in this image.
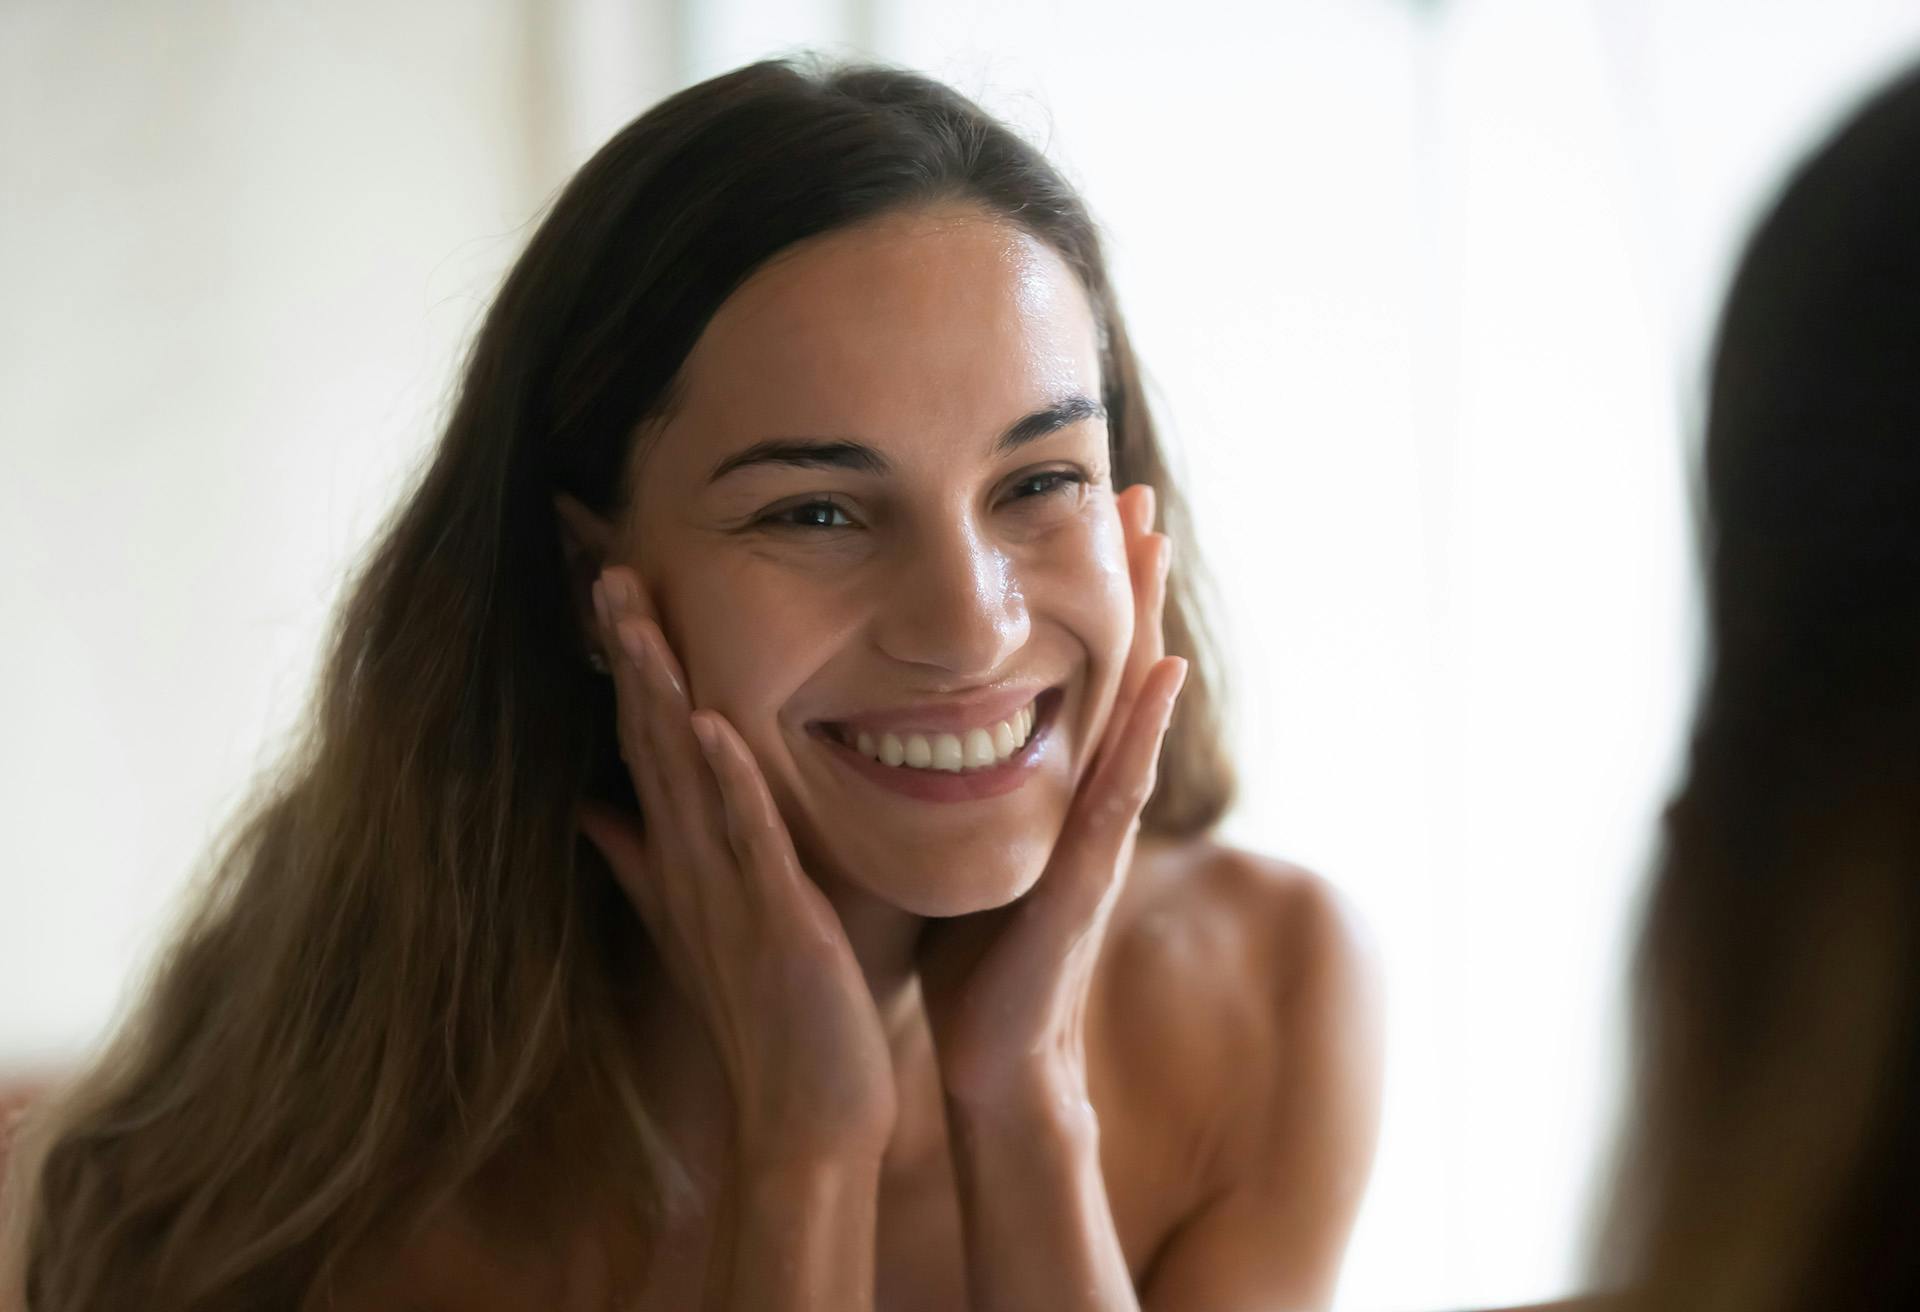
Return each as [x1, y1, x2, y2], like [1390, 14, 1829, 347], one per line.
[2, 60, 1380, 1310]
[1584, 60, 1920, 1312]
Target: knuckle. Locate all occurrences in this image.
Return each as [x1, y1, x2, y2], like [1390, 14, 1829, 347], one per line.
[1091, 785, 1146, 834]
[1115, 774, 1155, 818]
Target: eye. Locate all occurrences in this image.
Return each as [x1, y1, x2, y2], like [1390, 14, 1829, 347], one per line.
[757, 498, 856, 531]
[1005, 468, 1088, 505]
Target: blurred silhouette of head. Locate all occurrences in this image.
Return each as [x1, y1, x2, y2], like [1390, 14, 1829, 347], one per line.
[1601, 61, 1920, 1312]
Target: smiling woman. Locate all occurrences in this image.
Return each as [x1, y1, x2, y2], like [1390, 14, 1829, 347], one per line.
[569, 207, 1141, 919]
[2, 58, 1381, 1311]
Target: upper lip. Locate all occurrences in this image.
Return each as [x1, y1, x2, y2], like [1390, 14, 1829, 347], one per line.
[811, 685, 1053, 737]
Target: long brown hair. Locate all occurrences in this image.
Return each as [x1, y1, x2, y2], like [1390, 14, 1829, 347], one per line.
[2, 57, 1234, 1308]
[1596, 61, 1920, 1312]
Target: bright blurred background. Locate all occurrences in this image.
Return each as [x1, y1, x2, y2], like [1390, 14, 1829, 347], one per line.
[6, 2, 1920, 1307]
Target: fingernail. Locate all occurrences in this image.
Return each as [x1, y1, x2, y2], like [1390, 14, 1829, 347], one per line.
[690, 715, 718, 756]
[630, 624, 685, 699]
[616, 618, 649, 671]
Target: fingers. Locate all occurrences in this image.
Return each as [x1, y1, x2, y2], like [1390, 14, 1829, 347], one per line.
[594, 568, 731, 862]
[1087, 656, 1186, 838]
[1038, 656, 1188, 929]
[588, 577, 706, 963]
[591, 566, 748, 982]
[1124, 481, 1156, 542]
[691, 712, 800, 886]
[592, 574, 677, 843]
[1122, 484, 1169, 672]
[1120, 526, 1171, 704]
[1096, 484, 1172, 780]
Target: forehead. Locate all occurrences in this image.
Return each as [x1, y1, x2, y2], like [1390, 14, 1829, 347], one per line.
[658, 207, 1102, 465]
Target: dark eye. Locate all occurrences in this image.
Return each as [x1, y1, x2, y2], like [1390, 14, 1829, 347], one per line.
[1009, 470, 1086, 502]
[761, 499, 855, 531]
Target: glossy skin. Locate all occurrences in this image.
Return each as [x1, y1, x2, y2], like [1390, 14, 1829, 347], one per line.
[621, 206, 1134, 923]
[330, 844, 1382, 1312]
[339, 206, 1384, 1309]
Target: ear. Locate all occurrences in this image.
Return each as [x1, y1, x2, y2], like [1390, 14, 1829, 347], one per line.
[553, 492, 615, 660]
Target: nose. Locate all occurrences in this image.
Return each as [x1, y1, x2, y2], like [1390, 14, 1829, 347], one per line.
[873, 516, 1031, 679]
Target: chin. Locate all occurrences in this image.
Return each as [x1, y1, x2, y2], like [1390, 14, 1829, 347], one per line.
[808, 830, 1058, 919]
[764, 692, 1086, 916]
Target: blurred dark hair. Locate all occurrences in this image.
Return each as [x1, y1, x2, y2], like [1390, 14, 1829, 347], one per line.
[1598, 61, 1920, 1312]
[3, 57, 1233, 1309]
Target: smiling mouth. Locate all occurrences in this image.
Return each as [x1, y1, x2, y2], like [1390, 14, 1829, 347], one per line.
[815, 689, 1062, 773]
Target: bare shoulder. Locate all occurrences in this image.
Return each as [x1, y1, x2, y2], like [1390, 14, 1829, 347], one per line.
[1104, 835, 1378, 1036]
[1094, 835, 1384, 1188]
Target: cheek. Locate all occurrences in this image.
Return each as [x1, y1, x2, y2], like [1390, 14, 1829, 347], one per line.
[652, 556, 845, 741]
[1029, 512, 1134, 681]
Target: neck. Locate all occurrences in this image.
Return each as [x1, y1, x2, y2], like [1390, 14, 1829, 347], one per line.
[816, 875, 948, 1181]
[814, 871, 927, 1047]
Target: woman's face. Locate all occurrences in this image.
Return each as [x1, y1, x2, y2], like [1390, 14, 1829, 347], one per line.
[621, 205, 1134, 916]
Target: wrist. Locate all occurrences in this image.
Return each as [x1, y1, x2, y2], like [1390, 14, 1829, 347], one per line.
[943, 1061, 1100, 1149]
[739, 1149, 883, 1203]
[734, 1126, 891, 1185]
[733, 1095, 897, 1176]
[719, 1142, 884, 1311]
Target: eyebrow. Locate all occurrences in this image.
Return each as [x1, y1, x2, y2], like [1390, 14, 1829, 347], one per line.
[705, 393, 1107, 484]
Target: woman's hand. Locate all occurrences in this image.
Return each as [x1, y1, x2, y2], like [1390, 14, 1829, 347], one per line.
[576, 565, 897, 1165]
[915, 483, 1187, 1112]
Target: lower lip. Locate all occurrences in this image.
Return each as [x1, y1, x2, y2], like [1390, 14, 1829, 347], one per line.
[812, 690, 1062, 803]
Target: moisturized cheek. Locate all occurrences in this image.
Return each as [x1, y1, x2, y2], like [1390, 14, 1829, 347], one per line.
[1081, 507, 1136, 658]
[655, 564, 833, 733]
[1029, 508, 1133, 697]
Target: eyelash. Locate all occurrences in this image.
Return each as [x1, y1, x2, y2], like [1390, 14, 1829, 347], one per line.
[763, 499, 857, 531]
[755, 468, 1090, 532]
[1011, 469, 1086, 501]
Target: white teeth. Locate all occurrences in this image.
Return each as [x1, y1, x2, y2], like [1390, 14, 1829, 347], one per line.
[931, 734, 964, 771]
[842, 699, 1042, 771]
